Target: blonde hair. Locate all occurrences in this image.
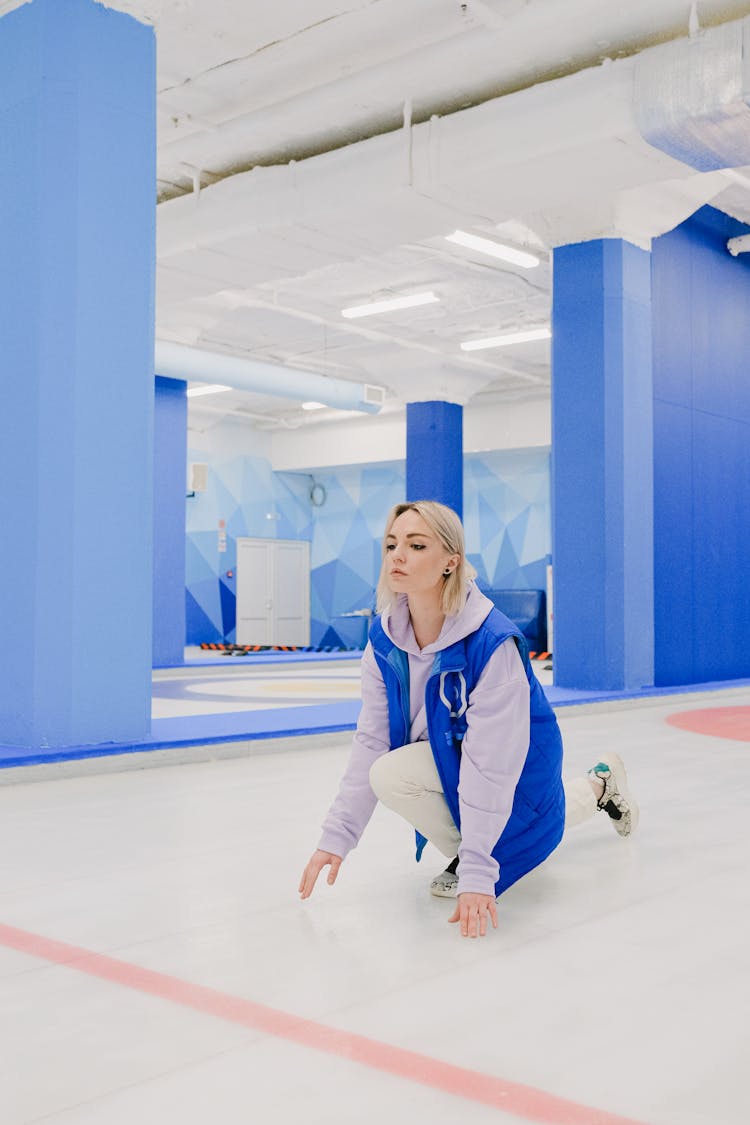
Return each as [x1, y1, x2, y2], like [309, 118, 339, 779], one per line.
[376, 500, 477, 616]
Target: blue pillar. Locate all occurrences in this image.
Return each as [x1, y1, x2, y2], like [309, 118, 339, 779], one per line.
[153, 378, 188, 668]
[406, 401, 463, 517]
[0, 0, 156, 748]
[551, 240, 654, 691]
[652, 208, 750, 685]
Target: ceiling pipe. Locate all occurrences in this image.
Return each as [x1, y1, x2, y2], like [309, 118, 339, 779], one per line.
[155, 340, 385, 414]
[158, 16, 750, 267]
[634, 17, 750, 173]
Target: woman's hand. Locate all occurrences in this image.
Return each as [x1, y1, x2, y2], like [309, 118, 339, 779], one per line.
[448, 892, 498, 938]
[298, 849, 343, 899]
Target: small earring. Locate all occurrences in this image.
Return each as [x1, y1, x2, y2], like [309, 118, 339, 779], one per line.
[443, 568, 452, 577]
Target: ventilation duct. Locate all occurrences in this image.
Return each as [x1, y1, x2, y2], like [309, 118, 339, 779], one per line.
[155, 340, 385, 414]
[635, 18, 750, 172]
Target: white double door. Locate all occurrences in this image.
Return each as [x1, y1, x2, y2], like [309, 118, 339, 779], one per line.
[235, 537, 310, 646]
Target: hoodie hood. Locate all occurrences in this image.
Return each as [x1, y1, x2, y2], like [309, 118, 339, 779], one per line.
[380, 582, 495, 656]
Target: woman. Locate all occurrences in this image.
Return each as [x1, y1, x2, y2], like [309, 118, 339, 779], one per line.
[299, 501, 638, 938]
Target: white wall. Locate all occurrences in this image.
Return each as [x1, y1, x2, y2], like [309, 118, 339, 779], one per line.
[464, 395, 550, 454]
[188, 414, 273, 461]
[270, 411, 405, 471]
[270, 395, 550, 471]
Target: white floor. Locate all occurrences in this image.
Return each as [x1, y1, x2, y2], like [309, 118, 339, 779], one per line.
[1, 688, 749, 1125]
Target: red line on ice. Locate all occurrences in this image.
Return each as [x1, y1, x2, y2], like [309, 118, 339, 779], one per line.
[0, 921, 650, 1125]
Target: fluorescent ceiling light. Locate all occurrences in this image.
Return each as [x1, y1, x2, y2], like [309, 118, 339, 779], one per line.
[341, 292, 439, 319]
[445, 230, 540, 269]
[460, 327, 551, 352]
[301, 401, 326, 411]
[186, 384, 232, 397]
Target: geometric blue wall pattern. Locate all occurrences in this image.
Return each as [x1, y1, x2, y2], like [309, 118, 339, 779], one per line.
[464, 449, 551, 593]
[185, 451, 311, 644]
[303, 450, 551, 647]
[183, 447, 551, 650]
[293, 461, 406, 648]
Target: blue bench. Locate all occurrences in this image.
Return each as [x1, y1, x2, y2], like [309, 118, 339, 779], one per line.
[483, 588, 548, 651]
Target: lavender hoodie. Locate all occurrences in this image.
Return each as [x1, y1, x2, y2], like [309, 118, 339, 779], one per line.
[318, 584, 531, 897]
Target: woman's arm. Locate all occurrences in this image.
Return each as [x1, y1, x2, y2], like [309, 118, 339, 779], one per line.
[299, 644, 391, 896]
[455, 639, 530, 897]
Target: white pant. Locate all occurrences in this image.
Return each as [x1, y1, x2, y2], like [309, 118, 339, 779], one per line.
[368, 741, 597, 857]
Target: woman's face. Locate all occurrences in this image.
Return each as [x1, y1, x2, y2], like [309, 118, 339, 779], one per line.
[384, 509, 458, 603]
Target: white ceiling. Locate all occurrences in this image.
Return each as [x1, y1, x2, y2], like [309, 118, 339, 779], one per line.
[7, 0, 750, 431]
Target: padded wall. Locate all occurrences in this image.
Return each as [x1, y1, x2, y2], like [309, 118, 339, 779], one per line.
[652, 207, 750, 685]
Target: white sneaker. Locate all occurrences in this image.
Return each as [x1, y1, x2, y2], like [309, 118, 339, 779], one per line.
[589, 752, 639, 838]
[429, 869, 458, 898]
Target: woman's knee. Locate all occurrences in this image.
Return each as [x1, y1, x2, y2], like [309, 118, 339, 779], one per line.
[370, 743, 435, 805]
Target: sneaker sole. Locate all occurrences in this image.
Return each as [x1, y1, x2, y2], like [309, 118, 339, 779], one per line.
[429, 875, 458, 899]
[598, 751, 639, 837]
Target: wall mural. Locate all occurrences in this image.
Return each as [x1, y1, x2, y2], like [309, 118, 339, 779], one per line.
[185, 448, 551, 648]
[463, 449, 551, 592]
[299, 462, 405, 650]
[185, 453, 311, 645]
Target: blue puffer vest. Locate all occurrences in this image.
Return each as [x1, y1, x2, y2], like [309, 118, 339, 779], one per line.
[368, 606, 565, 897]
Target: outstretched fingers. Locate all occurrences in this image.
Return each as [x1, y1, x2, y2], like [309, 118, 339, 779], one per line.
[299, 850, 343, 899]
[326, 855, 342, 884]
[448, 892, 499, 938]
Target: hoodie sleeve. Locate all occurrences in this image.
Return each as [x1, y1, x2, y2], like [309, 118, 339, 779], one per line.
[455, 638, 530, 897]
[317, 642, 391, 859]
